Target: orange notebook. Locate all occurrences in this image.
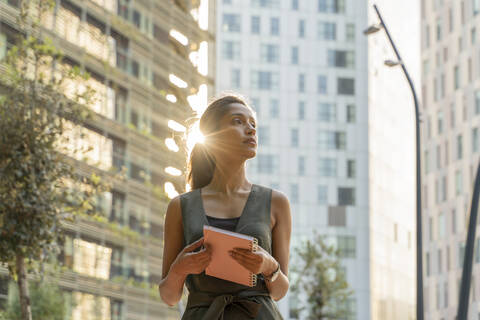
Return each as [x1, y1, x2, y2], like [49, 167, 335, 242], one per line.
[203, 225, 258, 287]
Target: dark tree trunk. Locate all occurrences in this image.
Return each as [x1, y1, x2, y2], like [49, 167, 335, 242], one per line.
[16, 253, 32, 320]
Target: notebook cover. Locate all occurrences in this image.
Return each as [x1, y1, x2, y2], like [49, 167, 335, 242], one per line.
[203, 225, 258, 287]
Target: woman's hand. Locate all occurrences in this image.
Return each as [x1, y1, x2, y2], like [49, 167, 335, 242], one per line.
[170, 237, 212, 276]
[229, 246, 277, 276]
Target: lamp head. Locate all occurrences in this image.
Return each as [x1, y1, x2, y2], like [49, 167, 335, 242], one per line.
[384, 59, 402, 67]
[363, 24, 382, 35]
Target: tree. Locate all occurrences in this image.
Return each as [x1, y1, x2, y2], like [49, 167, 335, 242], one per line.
[0, 1, 104, 319]
[291, 235, 354, 320]
[0, 280, 66, 320]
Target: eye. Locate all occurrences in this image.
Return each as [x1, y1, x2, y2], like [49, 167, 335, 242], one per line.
[233, 118, 243, 124]
[250, 122, 256, 128]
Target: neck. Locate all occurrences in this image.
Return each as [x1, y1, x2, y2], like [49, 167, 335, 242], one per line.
[206, 158, 251, 194]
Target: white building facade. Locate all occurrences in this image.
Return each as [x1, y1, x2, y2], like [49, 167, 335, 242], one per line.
[215, 0, 419, 319]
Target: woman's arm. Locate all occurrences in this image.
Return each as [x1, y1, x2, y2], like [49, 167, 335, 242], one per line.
[230, 190, 292, 301]
[158, 196, 211, 306]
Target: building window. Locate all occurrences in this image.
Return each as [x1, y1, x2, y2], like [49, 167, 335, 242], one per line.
[0, 32, 6, 61]
[436, 17, 442, 41]
[317, 75, 327, 94]
[318, 0, 346, 13]
[258, 126, 270, 145]
[290, 184, 299, 203]
[455, 170, 463, 195]
[291, 128, 299, 147]
[438, 111, 444, 134]
[317, 131, 346, 149]
[328, 206, 346, 227]
[473, 128, 479, 153]
[260, 44, 279, 63]
[454, 65, 460, 90]
[298, 73, 305, 92]
[347, 160, 356, 178]
[475, 91, 480, 114]
[298, 156, 305, 175]
[318, 22, 337, 40]
[328, 50, 355, 68]
[298, 19, 305, 38]
[222, 41, 241, 60]
[252, 0, 280, 8]
[251, 71, 279, 90]
[269, 99, 279, 118]
[346, 23, 355, 41]
[291, 46, 299, 64]
[231, 69, 241, 88]
[337, 77, 355, 95]
[347, 104, 356, 123]
[251, 16, 261, 34]
[338, 187, 355, 206]
[257, 154, 277, 174]
[298, 101, 305, 119]
[318, 103, 336, 122]
[292, 0, 299, 10]
[270, 17, 280, 35]
[317, 185, 328, 204]
[318, 158, 337, 177]
[222, 14, 241, 32]
[475, 0, 480, 15]
[452, 209, 456, 234]
[457, 134, 463, 159]
[337, 236, 356, 258]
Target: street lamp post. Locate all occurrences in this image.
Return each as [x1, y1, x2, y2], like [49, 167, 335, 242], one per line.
[456, 161, 480, 320]
[364, 4, 424, 320]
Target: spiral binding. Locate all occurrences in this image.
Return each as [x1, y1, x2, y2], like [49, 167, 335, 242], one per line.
[249, 238, 259, 286]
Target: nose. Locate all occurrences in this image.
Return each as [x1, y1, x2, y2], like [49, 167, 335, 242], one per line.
[246, 123, 256, 136]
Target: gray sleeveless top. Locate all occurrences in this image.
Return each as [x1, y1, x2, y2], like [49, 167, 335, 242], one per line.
[179, 184, 283, 320]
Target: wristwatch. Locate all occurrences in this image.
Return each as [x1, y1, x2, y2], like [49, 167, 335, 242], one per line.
[263, 262, 280, 283]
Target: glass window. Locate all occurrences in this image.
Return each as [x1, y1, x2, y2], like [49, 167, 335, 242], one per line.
[318, 103, 336, 122]
[472, 128, 479, 153]
[346, 23, 355, 41]
[270, 17, 280, 35]
[347, 159, 356, 178]
[318, 158, 337, 177]
[455, 170, 463, 195]
[317, 185, 328, 204]
[298, 73, 305, 92]
[454, 65, 460, 89]
[337, 77, 355, 95]
[269, 99, 280, 118]
[298, 101, 305, 119]
[318, 0, 346, 13]
[73, 238, 113, 279]
[298, 156, 305, 175]
[337, 236, 356, 258]
[290, 184, 299, 203]
[291, 128, 299, 147]
[0, 32, 6, 60]
[317, 75, 327, 94]
[222, 41, 241, 60]
[457, 134, 463, 159]
[292, 0, 299, 10]
[317, 131, 346, 149]
[252, 0, 280, 8]
[222, 14, 241, 32]
[338, 187, 355, 205]
[298, 19, 305, 38]
[231, 68, 241, 88]
[347, 104, 356, 123]
[251, 16, 261, 34]
[260, 44, 279, 63]
[475, 91, 480, 114]
[328, 50, 355, 68]
[258, 126, 269, 145]
[436, 17, 442, 41]
[291, 46, 299, 64]
[251, 71, 279, 90]
[475, 0, 480, 15]
[317, 22, 336, 40]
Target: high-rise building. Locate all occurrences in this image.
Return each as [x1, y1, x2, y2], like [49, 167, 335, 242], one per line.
[421, 0, 480, 319]
[216, 0, 419, 319]
[0, 0, 214, 319]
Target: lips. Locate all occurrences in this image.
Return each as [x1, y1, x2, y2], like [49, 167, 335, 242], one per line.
[244, 138, 257, 145]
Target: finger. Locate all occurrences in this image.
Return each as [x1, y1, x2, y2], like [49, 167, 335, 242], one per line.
[231, 249, 259, 261]
[184, 238, 204, 252]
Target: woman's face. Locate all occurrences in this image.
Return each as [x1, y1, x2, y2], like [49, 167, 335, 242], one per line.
[206, 103, 257, 162]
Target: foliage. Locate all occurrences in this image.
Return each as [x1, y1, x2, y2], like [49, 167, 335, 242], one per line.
[0, 1, 107, 319]
[1, 281, 66, 320]
[291, 235, 353, 320]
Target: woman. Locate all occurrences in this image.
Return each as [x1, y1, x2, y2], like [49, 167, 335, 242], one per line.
[159, 95, 292, 319]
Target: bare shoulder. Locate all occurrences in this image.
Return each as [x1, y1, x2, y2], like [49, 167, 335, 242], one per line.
[165, 195, 182, 225]
[270, 188, 292, 227]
